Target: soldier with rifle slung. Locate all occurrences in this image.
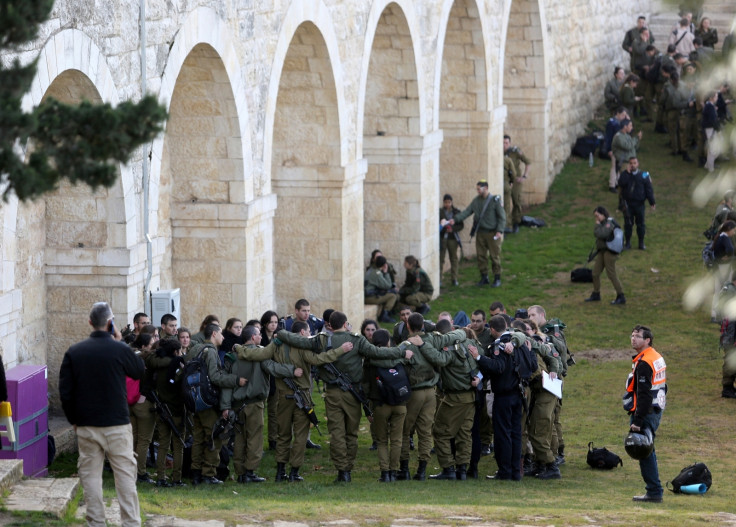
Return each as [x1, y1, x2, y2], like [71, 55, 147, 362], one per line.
[239, 320, 351, 482]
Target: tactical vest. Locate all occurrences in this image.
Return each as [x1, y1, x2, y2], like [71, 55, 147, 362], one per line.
[624, 347, 667, 412]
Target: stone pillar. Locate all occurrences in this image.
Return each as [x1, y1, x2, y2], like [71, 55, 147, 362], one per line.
[243, 193, 277, 319]
[419, 129, 443, 296]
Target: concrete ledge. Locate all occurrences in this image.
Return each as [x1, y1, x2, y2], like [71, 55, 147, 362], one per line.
[0, 459, 24, 492]
[363, 304, 380, 321]
[5, 477, 79, 518]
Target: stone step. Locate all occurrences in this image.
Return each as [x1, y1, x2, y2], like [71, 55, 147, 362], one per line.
[0, 459, 24, 492]
[4, 477, 80, 518]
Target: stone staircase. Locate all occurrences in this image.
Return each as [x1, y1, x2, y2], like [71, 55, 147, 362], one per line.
[648, 0, 735, 53]
[0, 459, 80, 519]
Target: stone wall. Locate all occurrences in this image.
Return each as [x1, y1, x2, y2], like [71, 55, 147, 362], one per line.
[0, 0, 662, 401]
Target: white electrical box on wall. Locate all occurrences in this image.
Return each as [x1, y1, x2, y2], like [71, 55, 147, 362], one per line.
[151, 288, 181, 328]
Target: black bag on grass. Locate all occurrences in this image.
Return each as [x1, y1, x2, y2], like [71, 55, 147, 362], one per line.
[571, 268, 593, 282]
[667, 462, 712, 493]
[586, 442, 623, 469]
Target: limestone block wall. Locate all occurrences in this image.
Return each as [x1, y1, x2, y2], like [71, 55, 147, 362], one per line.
[0, 0, 655, 403]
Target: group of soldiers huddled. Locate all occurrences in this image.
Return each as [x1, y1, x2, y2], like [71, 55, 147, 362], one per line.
[122, 297, 573, 486]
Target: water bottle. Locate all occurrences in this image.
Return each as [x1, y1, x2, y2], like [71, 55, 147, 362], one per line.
[589, 152, 594, 167]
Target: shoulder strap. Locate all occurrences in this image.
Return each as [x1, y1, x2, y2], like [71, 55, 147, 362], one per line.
[675, 30, 688, 46]
[478, 193, 494, 219]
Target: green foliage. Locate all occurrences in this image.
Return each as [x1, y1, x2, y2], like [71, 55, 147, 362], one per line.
[0, 0, 167, 202]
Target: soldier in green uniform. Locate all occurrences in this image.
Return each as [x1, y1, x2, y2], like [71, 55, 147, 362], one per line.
[622, 16, 654, 72]
[439, 194, 464, 287]
[504, 135, 531, 233]
[365, 254, 400, 323]
[221, 326, 296, 483]
[611, 119, 641, 177]
[160, 313, 179, 341]
[661, 70, 690, 156]
[238, 321, 351, 482]
[188, 324, 247, 485]
[395, 313, 442, 481]
[515, 319, 563, 480]
[468, 310, 494, 455]
[274, 311, 414, 482]
[529, 305, 570, 465]
[449, 180, 506, 287]
[502, 156, 515, 231]
[414, 325, 480, 481]
[364, 328, 409, 482]
[399, 255, 433, 315]
[146, 338, 187, 487]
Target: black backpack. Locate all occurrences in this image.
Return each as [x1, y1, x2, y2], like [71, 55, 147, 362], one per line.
[586, 442, 623, 470]
[571, 267, 593, 283]
[181, 347, 221, 413]
[667, 462, 712, 493]
[375, 363, 411, 405]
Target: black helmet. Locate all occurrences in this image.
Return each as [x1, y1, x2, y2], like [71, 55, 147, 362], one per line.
[624, 428, 653, 460]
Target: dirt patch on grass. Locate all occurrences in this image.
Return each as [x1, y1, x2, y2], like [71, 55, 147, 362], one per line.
[575, 348, 632, 362]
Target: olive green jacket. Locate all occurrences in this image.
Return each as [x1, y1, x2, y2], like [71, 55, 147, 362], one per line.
[219, 344, 295, 410]
[186, 342, 239, 389]
[453, 193, 506, 233]
[275, 330, 408, 385]
[418, 338, 478, 392]
[365, 265, 394, 296]
[399, 267, 434, 296]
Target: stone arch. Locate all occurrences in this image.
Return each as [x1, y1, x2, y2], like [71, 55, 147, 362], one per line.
[6, 30, 132, 390]
[360, 1, 433, 277]
[268, 20, 345, 315]
[158, 42, 247, 327]
[435, 0, 492, 248]
[501, 0, 551, 204]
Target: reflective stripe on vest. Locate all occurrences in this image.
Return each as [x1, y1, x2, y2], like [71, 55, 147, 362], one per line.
[626, 347, 667, 411]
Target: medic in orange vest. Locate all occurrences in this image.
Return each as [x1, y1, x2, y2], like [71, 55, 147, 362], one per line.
[623, 328, 667, 429]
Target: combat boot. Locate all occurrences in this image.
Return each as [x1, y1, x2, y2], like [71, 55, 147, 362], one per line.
[190, 469, 202, 486]
[611, 293, 626, 305]
[584, 292, 601, 302]
[244, 470, 265, 483]
[275, 462, 287, 482]
[389, 470, 397, 482]
[491, 274, 501, 288]
[429, 466, 456, 480]
[378, 310, 394, 323]
[524, 461, 541, 477]
[467, 463, 479, 479]
[378, 471, 391, 483]
[289, 467, 304, 482]
[477, 274, 490, 286]
[396, 459, 410, 481]
[413, 460, 427, 481]
[456, 464, 467, 481]
[536, 462, 561, 480]
[335, 470, 351, 483]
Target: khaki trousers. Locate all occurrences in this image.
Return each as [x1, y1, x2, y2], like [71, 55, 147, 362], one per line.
[191, 407, 221, 477]
[233, 401, 264, 474]
[155, 413, 184, 482]
[400, 387, 436, 462]
[324, 387, 362, 471]
[440, 236, 460, 282]
[372, 403, 407, 470]
[275, 389, 312, 468]
[528, 388, 557, 464]
[432, 391, 475, 468]
[77, 424, 140, 527]
[592, 249, 623, 295]
[129, 399, 156, 476]
[476, 231, 502, 275]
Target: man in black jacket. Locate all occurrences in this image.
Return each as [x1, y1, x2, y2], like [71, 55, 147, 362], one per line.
[617, 156, 656, 250]
[59, 302, 145, 527]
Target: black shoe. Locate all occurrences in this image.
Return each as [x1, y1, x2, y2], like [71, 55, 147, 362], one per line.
[466, 465, 478, 480]
[456, 464, 467, 481]
[584, 292, 601, 302]
[334, 470, 351, 483]
[555, 454, 566, 466]
[624, 241, 631, 250]
[389, 470, 397, 482]
[244, 470, 266, 483]
[486, 471, 511, 480]
[306, 439, 321, 450]
[537, 463, 561, 480]
[609, 186, 617, 193]
[418, 303, 431, 315]
[201, 476, 223, 484]
[237, 474, 247, 483]
[190, 469, 202, 486]
[452, 280, 459, 286]
[378, 470, 391, 483]
[524, 462, 541, 477]
[369, 441, 378, 451]
[378, 310, 394, 323]
[638, 243, 646, 250]
[611, 294, 626, 305]
[721, 387, 736, 399]
[396, 460, 410, 481]
[413, 460, 427, 481]
[289, 467, 304, 482]
[481, 444, 491, 456]
[275, 462, 287, 482]
[137, 473, 156, 484]
[491, 275, 501, 288]
[477, 274, 490, 286]
[632, 494, 662, 503]
[429, 466, 456, 480]
[171, 480, 187, 487]
[156, 479, 173, 487]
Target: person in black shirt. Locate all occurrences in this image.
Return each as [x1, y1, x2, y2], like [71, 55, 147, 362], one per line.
[617, 156, 656, 250]
[59, 302, 144, 527]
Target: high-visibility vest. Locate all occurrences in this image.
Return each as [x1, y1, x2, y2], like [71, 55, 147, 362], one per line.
[624, 347, 667, 412]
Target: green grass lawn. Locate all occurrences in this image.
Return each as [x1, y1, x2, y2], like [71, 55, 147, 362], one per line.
[45, 112, 736, 526]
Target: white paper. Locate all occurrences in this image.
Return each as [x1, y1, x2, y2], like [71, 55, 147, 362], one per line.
[542, 371, 563, 399]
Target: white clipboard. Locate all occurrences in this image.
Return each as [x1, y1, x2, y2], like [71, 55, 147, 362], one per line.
[542, 371, 563, 399]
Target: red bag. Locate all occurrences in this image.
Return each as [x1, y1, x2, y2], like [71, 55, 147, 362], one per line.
[126, 377, 141, 406]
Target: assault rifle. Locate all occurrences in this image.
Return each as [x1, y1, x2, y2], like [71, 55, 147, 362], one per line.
[283, 377, 322, 435]
[323, 363, 373, 422]
[149, 390, 185, 446]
